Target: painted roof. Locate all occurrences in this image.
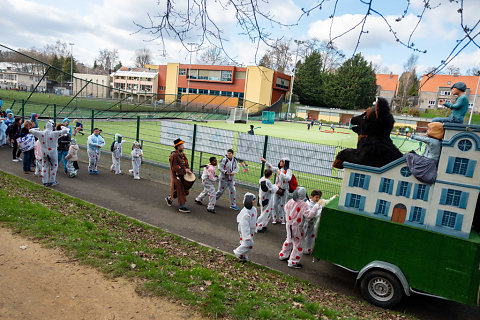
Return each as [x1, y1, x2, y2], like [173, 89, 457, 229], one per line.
[420, 74, 480, 94]
[376, 73, 399, 92]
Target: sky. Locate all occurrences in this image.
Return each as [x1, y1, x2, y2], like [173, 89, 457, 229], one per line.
[0, 0, 479, 76]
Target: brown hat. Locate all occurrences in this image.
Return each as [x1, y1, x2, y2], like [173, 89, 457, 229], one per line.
[173, 138, 184, 148]
[427, 122, 445, 140]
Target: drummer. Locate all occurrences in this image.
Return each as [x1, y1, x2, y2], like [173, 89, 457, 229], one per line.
[165, 138, 192, 213]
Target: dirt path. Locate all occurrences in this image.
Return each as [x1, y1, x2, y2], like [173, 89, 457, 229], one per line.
[0, 226, 202, 320]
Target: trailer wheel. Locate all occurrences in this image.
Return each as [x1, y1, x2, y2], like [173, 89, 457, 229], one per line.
[360, 270, 403, 308]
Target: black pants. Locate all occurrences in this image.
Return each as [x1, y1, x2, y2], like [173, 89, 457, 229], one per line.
[12, 140, 21, 159]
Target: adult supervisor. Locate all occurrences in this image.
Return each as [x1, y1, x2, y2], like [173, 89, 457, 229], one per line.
[166, 138, 192, 213]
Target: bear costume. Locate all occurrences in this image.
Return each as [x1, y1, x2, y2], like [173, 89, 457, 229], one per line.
[333, 97, 403, 169]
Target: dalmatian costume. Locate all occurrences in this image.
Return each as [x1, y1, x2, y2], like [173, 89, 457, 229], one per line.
[110, 133, 125, 174]
[265, 157, 292, 224]
[87, 131, 105, 173]
[278, 187, 320, 268]
[29, 120, 69, 186]
[256, 176, 278, 232]
[233, 193, 257, 260]
[196, 163, 218, 211]
[216, 154, 239, 208]
[302, 195, 337, 255]
[130, 141, 143, 180]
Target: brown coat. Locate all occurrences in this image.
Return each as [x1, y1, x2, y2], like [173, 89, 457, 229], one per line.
[169, 151, 190, 205]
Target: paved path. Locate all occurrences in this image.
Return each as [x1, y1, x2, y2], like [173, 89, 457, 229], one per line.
[0, 146, 479, 320]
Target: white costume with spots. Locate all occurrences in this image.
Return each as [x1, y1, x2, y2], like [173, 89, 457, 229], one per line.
[265, 158, 292, 223]
[302, 195, 337, 254]
[110, 134, 125, 174]
[196, 164, 218, 210]
[87, 133, 105, 172]
[233, 193, 257, 260]
[216, 155, 239, 207]
[30, 121, 69, 185]
[279, 188, 319, 267]
[256, 176, 278, 231]
[131, 142, 143, 179]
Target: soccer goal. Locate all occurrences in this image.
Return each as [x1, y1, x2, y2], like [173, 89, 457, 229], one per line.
[226, 108, 248, 124]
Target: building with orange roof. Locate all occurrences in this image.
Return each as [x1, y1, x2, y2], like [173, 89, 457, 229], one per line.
[376, 73, 399, 104]
[418, 74, 480, 113]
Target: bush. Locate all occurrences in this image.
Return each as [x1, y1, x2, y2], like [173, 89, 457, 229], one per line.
[294, 117, 305, 121]
[408, 108, 421, 117]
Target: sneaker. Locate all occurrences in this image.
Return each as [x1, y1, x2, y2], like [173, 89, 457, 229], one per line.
[272, 220, 277, 224]
[281, 221, 286, 225]
[89, 170, 94, 175]
[279, 255, 289, 261]
[16, 157, 22, 161]
[43, 183, 51, 187]
[288, 263, 303, 269]
[178, 207, 191, 213]
[165, 196, 172, 207]
[94, 171, 99, 175]
[257, 228, 266, 233]
[195, 200, 203, 205]
[12, 159, 19, 162]
[50, 181, 58, 186]
[134, 177, 140, 180]
[207, 208, 215, 214]
[230, 206, 239, 210]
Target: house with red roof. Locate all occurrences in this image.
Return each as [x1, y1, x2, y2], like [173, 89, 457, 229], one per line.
[375, 73, 399, 104]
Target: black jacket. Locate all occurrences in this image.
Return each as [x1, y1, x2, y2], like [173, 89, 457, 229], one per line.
[58, 133, 71, 151]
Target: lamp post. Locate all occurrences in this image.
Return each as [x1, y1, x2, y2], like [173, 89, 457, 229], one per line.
[69, 42, 74, 93]
[468, 75, 480, 125]
[185, 42, 196, 115]
[287, 40, 304, 121]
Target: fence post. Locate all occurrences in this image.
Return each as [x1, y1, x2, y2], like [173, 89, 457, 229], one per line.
[90, 109, 95, 134]
[21, 99, 25, 121]
[198, 151, 203, 175]
[136, 116, 140, 142]
[260, 135, 269, 177]
[53, 104, 57, 123]
[191, 124, 197, 170]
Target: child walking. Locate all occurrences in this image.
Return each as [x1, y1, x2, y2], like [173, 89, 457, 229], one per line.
[34, 139, 42, 176]
[233, 193, 257, 261]
[302, 190, 338, 255]
[278, 187, 322, 269]
[195, 157, 218, 213]
[256, 169, 278, 233]
[65, 138, 79, 177]
[110, 133, 125, 174]
[129, 141, 143, 180]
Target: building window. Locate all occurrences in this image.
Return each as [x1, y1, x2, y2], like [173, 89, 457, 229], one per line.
[452, 157, 469, 175]
[210, 90, 220, 95]
[348, 173, 370, 189]
[345, 193, 365, 211]
[379, 178, 393, 194]
[441, 211, 457, 228]
[198, 89, 208, 94]
[235, 71, 246, 79]
[400, 166, 411, 177]
[413, 184, 429, 201]
[410, 206, 424, 223]
[221, 70, 232, 82]
[275, 77, 290, 90]
[179, 69, 186, 75]
[447, 81, 451, 85]
[440, 188, 469, 209]
[458, 139, 472, 152]
[396, 181, 411, 198]
[428, 100, 436, 105]
[440, 91, 451, 96]
[177, 87, 187, 93]
[375, 200, 389, 216]
[446, 156, 476, 177]
[189, 88, 197, 94]
[221, 91, 232, 96]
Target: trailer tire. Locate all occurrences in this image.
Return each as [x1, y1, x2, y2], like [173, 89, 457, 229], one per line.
[360, 270, 403, 308]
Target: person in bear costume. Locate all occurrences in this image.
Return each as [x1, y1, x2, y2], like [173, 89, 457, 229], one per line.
[333, 97, 403, 169]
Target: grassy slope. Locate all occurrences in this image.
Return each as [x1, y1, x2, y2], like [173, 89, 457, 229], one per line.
[0, 171, 414, 320]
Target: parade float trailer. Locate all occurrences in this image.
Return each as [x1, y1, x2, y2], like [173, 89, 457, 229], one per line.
[313, 123, 480, 308]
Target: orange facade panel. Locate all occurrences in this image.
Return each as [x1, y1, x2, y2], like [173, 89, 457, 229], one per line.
[180, 94, 239, 107]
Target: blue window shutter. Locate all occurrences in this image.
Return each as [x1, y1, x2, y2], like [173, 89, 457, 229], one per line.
[406, 182, 412, 198]
[439, 188, 447, 205]
[412, 184, 419, 200]
[423, 185, 430, 201]
[436, 210, 444, 226]
[459, 191, 469, 209]
[454, 214, 464, 231]
[408, 206, 415, 222]
[375, 199, 380, 214]
[385, 201, 390, 216]
[363, 175, 370, 190]
[466, 160, 476, 178]
[420, 208, 426, 224]
[396, 183, 401, 196]
[359, 196, 366, 211]
[345, 193, 352, 207]
[349, 173, 355, 187]
[388, 180, 394, 195]
[378, 178, 384, 192]
[446, 157, 455, 174]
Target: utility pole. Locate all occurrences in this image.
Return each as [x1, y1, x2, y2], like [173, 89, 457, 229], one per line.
[468, 75, 480, 125]
[287, 40, 304, 121]
[69, 42, 74, 94]
[186, 42, 196, 116]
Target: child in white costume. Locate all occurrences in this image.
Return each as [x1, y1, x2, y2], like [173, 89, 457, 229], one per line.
[260, 157, 292, 224]
[256, 169, 278, 233]
[33, 139, 42, 176]
[87, 128, 105, 174]
[278, 187, 321, 269]
[195, 157, 218, 213]
[302, 190, 338, 255]
[29, 120, 69, 186]
[233, 193, 257, 261]
[110, 133, 125, 174]
[216, 149, 239, 210]
[65, 138, 79, 178]
[130, 141, 143, 180]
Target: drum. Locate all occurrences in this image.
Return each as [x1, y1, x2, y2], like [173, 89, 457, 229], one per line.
[182, 172, 196, 190]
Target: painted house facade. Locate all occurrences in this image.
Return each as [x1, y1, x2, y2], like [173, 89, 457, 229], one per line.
[338, 123, 480, 239]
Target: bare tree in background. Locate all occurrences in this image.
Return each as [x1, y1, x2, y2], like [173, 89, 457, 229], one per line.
[134, 48, 153, 68]
[43, 40, 69, 58]
[396, 54, 419, 110]
[258, 39, 292, 73]
[97, 49, 119, 73]
[135, 0, 480, 78]
[300, 40, 345, 73]
[467, 67, 480, 76]
[445, 64, 460, 75]
[199, 46, 228, 65]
